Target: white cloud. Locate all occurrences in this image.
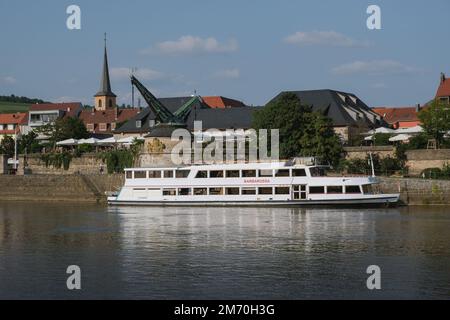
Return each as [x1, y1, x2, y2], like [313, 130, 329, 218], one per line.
[213, 68, 240, 79]
[141, 35, 238, 55]
[331, 60, 419, 76]
[110, 67, 166, 82]
[284, 30, 368, 47]
[1, 76, 17, 84]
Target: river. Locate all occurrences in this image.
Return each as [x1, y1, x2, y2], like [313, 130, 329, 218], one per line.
[0, 202, 449, 299]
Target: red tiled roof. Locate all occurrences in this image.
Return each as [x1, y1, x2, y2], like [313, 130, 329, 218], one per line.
[29, 102, 82, 117]
[0, 112, 28, 125]
[372, 107, 420, 124]
[202, 96, 246, 108]
[436, 74, 450, 98]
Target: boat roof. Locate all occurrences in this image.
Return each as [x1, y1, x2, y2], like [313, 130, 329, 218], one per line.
[124, 161, 329, 171]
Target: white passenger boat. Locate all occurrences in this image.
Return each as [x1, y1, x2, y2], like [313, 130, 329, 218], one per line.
[107, 159, 400, 206]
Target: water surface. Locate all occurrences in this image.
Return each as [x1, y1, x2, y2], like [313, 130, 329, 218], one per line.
[0, 202, 449, 299]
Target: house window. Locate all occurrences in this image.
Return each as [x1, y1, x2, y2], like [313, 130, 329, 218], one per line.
[136, 120, 142, 128]
[109, 99, 113, 108]
[99, 123, 107, 131]
[111, 123, 116, 130]
[98, 100, 103, 109]
[87, 124, 95, 132]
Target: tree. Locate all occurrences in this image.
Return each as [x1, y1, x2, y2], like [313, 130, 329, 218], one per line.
[252, 92, 343, 166]
[35, 117, 89, 148]
[0, 136, 15, 157]
[19, 131, 40, 154]
[418, 100, 450, 146]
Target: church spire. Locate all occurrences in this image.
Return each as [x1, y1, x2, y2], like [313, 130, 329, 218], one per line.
[95, 33, 116, 98]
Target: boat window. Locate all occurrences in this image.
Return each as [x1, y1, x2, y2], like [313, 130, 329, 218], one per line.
[310, 167, 325, 177]
[242, 188, 256, 195]
[309, 186, 325, 194]
[275, 187, 290, 195]
[346, 185, 361, 194]
[134, 171, 147, 179]
[163, 188, 176, 196]
[126, 171, 132, 179]
[258, 187, 273, 195]
[195, 171, 208, 178]
[148, 171, 161, 178]
[292, 169, 306, 177]
[362, 184, 374, 194]
[259, 169, 273, 177]
[209, 187, 224, 195]
[242, 170, 256, 177]
[327, 186, 343, 194]
[194, 188, 207, 195]
[176, 170, 190, 178]
[178, 188, 191, 196]
[226, 170, 240, 178]
[210, 170, 224, 178]
[275, 169, 290, 177]
[225, 187, 240, 195]
[163, 170, 174, 178]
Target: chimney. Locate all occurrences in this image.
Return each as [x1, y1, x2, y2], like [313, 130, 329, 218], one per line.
[441, 72, 446, 83]
[416, 104, 421, 113]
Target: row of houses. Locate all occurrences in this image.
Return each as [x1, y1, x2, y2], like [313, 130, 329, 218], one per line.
[1, 38, 447, 147]
[372, 73, 450, 129]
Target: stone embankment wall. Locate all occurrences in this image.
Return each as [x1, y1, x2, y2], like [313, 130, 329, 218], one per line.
[0, 174, 124, 203]
[405, 149, 450, 175]
[344, 146, 395, 160]
[378, 177, 450, 205]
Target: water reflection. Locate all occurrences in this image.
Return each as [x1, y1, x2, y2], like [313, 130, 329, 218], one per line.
[0, 203, 449, 299]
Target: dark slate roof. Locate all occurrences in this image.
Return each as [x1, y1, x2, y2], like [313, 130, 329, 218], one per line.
[186, 107, 257, 130]
[269, 90, 382, 127]
[115, 103, 258, 134]
[95, 46, 116, 97]
[146, 124, 184, 137]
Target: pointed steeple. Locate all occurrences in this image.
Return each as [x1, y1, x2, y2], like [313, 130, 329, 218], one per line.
[95, 33, 116, 98]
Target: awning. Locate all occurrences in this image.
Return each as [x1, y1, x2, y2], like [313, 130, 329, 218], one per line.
[78, 138, 100, 145]
[389, 134, 412, 142]
[394, 125, 423, 134]
[97, 137, 118, 145]
[366, 127, 395, 135]
[56, 138, 79, 146]
[117, 136, 145, 144]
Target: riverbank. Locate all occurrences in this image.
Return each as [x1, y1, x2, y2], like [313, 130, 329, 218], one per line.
[0, 174, 449, 205]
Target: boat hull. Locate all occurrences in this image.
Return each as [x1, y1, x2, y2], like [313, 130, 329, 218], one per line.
[107, 194, 400, 207]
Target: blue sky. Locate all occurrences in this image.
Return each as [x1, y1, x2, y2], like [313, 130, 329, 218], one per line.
[0, 0, 448, 107]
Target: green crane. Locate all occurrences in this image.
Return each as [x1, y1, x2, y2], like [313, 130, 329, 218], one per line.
[131, 75, 201, 126]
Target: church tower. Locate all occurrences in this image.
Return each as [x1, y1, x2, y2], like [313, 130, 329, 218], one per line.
[94, 34, 116, 111]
